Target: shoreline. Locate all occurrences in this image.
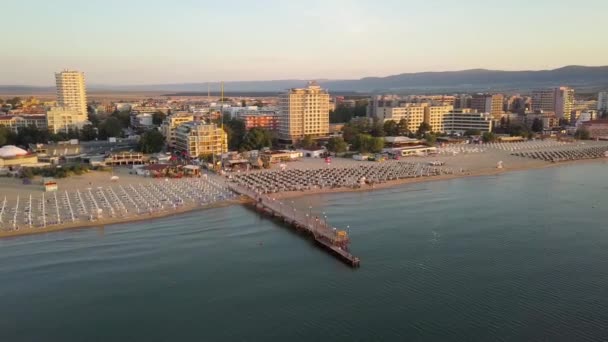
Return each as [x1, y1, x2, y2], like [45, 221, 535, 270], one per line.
[0, 198, 246, 240]
[270, 157, 608, 200]
[0, 158, 605, 240]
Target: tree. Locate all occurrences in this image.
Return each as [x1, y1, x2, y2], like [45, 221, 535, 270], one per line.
[80, 124, 98, 141]
[326, 137, 347, 155]
[222, 114, 246, 150]
[152, 111, 166, 125]
[300, 135, 315, 149]
[240, 128, 273, 151]
[0, 126, 15, 145]
[417, 122, 432, 136]
[482, 132, 497, 143]
[241, 100, 247, 107]
[397, 118, 409, 135]
[463, 129, 481, 136]
[99, 117, 122, 138]
[574, 127, 590, 140]
[424, 133, 437, 146]
[370, 120, 385, 137]
[6, 97, 22, 108]
[383, 120, 399, 136]
[370, 137, 385, 153]
[110, 109, 131, 128]
[531, 118, 543, 132]
[138, 130, 165, 153]
[601, 110, 608, 119]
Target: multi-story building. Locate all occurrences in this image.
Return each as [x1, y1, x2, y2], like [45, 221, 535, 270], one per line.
[46, 107, 89, 134]
[48, 70, 89, 133]
[241, 113, 279, 131]
[424, 105, 454, 132]
[55, 70, 87, 116]
[442, 109, 493, 134]
[598, 92, 608, 112]
[278, 81, 330, 143]
[160, 113, 194, 148]
[0, 113, 47, 133]
[367, 98, 452, 132]
[174, 121, 227, 158]
[471, 94, 504, 119]
[532, 87, 574, 120]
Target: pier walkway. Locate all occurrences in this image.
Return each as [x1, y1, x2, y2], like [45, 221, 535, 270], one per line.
[228, 183, 360, 268]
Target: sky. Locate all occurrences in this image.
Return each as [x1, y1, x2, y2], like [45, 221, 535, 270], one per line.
[2, 0, 607, 85]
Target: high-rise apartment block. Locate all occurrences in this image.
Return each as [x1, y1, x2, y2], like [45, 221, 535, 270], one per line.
[442, 109, 493, 134]
[278, 82, 330, 143]
[598, 92, 608, 112]
[532, 87, 574, 120]
[471, 94, 504, 119]
[55, 70, 87, 116]
[48, 70, 90, 133]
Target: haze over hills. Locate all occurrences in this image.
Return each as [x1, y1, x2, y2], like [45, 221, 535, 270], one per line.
[2, 66, 607, 95]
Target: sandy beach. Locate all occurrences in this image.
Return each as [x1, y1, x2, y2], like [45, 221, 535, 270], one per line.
[1, 145, 606, 239]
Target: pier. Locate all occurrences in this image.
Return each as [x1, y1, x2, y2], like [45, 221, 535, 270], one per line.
[229, 184, 361, 268]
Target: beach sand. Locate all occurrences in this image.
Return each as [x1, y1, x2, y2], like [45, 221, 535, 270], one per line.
[0, 149, 605, 239]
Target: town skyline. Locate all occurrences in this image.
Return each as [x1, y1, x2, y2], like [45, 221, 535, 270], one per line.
[2, 0, 608, 85]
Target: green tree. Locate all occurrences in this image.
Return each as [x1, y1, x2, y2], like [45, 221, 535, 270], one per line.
[80, 124, 98, 141]
[138, 130, 165, 153]
[111, 110, 131, 128]
[424, 133, 437, 146]
[240, 128, 273, 151]
[99, 117, 123, 138]
[383, 120, 399, 136]
[463, 129, 481, 136]
[574, 127, 590, 140]
[397, 118, 409, 135]
[417, 122, 432, 136]
[0, 126, 16, 145]
[342, 124, 360, 145]
[531, 118, 543, 132]
[370, 120, 385, 137]
[222, 114, 246, 150]
[6, 97, 22, 108]
[482, 132, 497, 143]
[370, 137, 385, 153]
[152, 111, 166, 125]
[300, 135, 315, 149]
[326, 137, 347, 155]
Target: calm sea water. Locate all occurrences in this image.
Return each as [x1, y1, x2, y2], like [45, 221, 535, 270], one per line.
[1, 163, 607, 341]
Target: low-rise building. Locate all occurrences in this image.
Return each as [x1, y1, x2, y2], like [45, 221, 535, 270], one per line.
[582, 120, 608, 139]
[0, 113, 47, 132]
[174, 121, 227, 158]
[46, 106, 90, 134]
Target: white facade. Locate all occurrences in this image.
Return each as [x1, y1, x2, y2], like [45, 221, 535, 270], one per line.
[46, 107, 90, 134]
[55, 70, 87, 116]
[278, 82, 330, 142]
[598, 92, 608, 112]
[442, 109, 493, 134]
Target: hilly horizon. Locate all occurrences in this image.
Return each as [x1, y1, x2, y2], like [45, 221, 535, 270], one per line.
[2, 65, 608, 95]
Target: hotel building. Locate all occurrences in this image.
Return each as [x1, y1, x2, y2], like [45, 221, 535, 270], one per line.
[174, 121, 227, 157]
[442, 109, 493, 134]
[471, 94, 504, 119]
[160, 113, 195, 148]
[532, 87, 575, 120]
[48, 70, 90, 133]
[278, 82, 330, 143]
[598, 92, 608, 112]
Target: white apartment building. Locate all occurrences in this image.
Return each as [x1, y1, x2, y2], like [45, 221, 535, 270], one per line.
[598, 92, 608, 112]
[532, 87, 574, 120]
[46, 107, 89, 134]
[278, 82, 330, 143]
[368, 98, 453, 132]
[55, 70, 88, 116]
[442, 109, 493, 134]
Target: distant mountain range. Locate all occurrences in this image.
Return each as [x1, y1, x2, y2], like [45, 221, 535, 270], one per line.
[2, 66, 607, 95]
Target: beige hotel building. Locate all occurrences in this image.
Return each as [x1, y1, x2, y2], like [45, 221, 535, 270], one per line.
[278, 81, 330, 143]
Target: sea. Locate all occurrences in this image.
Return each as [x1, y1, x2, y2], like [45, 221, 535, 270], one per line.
[1, 163, 607, 342]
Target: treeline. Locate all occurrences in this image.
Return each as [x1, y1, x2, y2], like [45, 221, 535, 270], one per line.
[329, 100, 368, 123]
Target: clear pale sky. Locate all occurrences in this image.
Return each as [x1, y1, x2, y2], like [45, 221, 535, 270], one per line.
[2, 0, 607, 85]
